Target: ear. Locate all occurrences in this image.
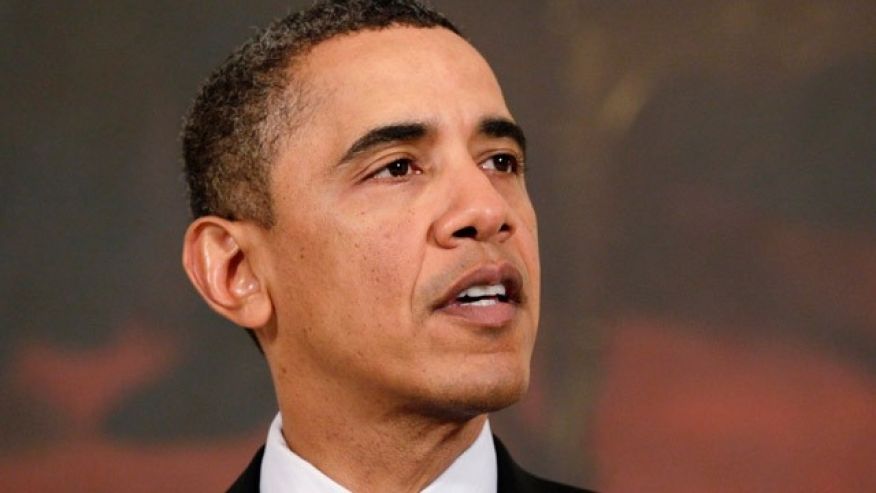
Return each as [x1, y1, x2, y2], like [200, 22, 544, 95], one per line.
[182, 217, 273, 329]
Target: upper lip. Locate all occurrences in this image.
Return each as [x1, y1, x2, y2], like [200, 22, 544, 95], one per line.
[432, 262, 524, 310]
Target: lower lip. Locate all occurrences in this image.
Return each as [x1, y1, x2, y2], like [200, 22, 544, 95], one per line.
[436, 301, 517, 327]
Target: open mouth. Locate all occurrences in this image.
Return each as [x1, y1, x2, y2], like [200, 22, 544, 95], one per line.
[433, 262, 524, 312]
[452, 283, 511, 307]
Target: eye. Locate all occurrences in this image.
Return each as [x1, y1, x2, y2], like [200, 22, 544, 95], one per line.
[370, 158, 421, 180]
[481, 153, 523, 174]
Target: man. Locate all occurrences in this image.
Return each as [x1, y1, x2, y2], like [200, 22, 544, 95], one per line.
[181, 0, 590, 491]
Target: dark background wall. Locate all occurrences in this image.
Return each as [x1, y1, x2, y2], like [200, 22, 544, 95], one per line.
[2, 1, 874, 491]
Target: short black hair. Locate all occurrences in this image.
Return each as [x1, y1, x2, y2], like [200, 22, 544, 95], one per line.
[182, 0, 461, 227]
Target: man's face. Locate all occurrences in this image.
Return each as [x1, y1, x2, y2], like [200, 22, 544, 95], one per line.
[257, 27, 539, 417]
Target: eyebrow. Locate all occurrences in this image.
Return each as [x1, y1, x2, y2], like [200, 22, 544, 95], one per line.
[479, 117, 527, 153]
[335, 117, 528, 167]
[337, 122, 428, 165]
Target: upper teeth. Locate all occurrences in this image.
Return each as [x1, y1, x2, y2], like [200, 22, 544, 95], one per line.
[457, 283, 506, 299]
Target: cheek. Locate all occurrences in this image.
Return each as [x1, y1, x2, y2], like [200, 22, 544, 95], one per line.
[267, 219, 414, 361]
[314, 211, 430, 370]
[341, 211, 424, 308]
[513, 199, 540, 270]
[292, 204, 426, 321]
[514, 201, 541, 321]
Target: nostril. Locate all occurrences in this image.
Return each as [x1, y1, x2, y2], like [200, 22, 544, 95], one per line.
[452, 226, 478, 239]
[499, 223, 510, 233]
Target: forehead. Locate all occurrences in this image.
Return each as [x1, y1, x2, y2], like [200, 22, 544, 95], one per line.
[292, 27, 511, 148]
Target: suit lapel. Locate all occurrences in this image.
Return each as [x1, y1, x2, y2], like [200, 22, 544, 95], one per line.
[227, 446, 264, 493]
[494, 436, 591, 493]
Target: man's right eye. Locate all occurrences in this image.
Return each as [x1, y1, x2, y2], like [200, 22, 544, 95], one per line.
[370, 158, 420, 179]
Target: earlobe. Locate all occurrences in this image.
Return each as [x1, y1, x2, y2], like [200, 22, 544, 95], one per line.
[182, 217, 273, 329]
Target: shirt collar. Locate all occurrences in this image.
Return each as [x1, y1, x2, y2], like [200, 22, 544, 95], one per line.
[260, 412, 497, 493]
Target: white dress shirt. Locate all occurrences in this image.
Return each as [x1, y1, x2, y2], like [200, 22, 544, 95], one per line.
[260, 413, 497, 493]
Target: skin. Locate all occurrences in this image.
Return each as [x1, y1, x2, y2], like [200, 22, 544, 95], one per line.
[183, 26, 540, 492]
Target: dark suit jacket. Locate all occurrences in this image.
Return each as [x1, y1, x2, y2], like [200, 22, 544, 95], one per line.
[227, 435, 592, 492]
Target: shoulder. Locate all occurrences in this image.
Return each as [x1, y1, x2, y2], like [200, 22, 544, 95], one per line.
[227, 446, 264, 493]
[493, 436, 596, 493]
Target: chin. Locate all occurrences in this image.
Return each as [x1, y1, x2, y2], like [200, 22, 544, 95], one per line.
[406, 363, 531, 421]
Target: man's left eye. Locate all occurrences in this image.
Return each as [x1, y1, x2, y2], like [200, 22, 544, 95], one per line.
[481, 153, 521, 174]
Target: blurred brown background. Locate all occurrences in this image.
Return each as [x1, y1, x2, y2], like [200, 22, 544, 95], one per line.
[2, 1, 875, 491]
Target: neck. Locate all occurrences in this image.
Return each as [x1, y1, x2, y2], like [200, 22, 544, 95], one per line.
[276, 388, 487, 492]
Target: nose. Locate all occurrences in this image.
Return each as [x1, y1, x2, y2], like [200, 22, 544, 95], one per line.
[432, 164, 514, 248]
